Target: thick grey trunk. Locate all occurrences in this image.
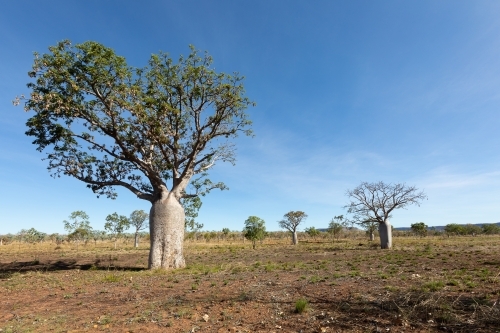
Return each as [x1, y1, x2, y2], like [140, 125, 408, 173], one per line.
[379, 220, 392, 249]
[369, 232, 375, 241]
[292, 231, 298, 245]
[134, 232, 139, 248]
[149, 192, 186, 270]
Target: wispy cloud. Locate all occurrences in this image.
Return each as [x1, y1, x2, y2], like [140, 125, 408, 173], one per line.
[416, 167, 500, 190]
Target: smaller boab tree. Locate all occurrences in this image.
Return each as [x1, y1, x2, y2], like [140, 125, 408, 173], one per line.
[243, 216, 266, 249]
[345, 182, 427, 249]
[278, 211, 308, 245]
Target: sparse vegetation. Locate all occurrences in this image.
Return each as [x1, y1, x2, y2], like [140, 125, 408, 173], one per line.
[0, 232, 499, 332]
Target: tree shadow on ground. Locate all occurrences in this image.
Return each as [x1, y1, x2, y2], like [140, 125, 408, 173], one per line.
[0, 259, 145, 276]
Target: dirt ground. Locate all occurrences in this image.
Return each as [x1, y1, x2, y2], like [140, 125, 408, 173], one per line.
[1, 236, 500, 333]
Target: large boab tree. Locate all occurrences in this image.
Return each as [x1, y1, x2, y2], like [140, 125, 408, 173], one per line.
[345, 182, 427, 249]
[17, 40, 253, 269]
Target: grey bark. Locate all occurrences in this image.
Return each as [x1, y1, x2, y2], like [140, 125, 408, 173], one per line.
[134, 232, 139, 248]
[148, 191, 186, 269]
[379, 220, 392, 249]
[292, 231, 298, 245]
[369, 232, 375, 241]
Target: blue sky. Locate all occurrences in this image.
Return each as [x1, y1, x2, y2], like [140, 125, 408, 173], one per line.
[2, 1, 500, 234]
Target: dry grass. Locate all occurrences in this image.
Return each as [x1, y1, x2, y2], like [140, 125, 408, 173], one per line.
[1, 235, 499, 332]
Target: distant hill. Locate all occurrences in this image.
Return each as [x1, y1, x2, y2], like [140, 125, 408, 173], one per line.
[315, 222, 500, 232]
[394, 222, 500, 231]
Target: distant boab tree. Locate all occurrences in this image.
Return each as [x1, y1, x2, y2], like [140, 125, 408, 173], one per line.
[345, 182, 427, 249]
[17, 40, 253, 269]
[278, 211, 308, 245]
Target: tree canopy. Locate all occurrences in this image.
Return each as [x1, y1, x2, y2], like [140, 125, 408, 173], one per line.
[345, 182, 427, 225]
[243, 216, 266, 249]
[18, 40, 254, 203]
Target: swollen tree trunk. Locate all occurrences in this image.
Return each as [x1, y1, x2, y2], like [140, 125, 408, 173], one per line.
[369, 232, 375, 241]
[134, 232, 139, 248]
[379, 220, 392, 249]
[149, 192, 186, 269]
[292, 231, 298, 245]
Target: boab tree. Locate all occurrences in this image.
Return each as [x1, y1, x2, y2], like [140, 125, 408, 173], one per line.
[278, 211, 308, 245]
[345, 182, 427, 249]
[17, 40, 253, 269]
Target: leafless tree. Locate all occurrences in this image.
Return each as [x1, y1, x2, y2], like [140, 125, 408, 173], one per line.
[345, 182, 427, 249]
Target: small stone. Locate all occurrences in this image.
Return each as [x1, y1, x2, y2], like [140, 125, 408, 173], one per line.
[202, 314, 209, 322]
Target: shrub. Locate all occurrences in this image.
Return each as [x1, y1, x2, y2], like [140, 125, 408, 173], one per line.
[295, 298, 308, 313]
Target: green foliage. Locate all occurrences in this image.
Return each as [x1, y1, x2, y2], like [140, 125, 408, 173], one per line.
[19, 228, 46, 244]
[278, 211, 308, 232]
[362, 220, 378, 237]
[20, 40, 253, 204]
[104, 213, 130, 235]
[104, 213, 130, 248]
[103, 274, 121, 282]
[463, 224, 482, 235]
[294, 298, 308, 313]
[243, 216, 266, 249]
[183, 196, 204, 231]
[68, 228, 92, 243]
[304, 227, 320, 239]
[422, 280, 445, 292]
[91, 230, 107, 243]
[62, 211, 93, 248]
[328, 216, 345, 242]
[129, 210, 149, 232]
[482, 223, 500, 235]
[444, 223, 466, 236]
[63, 211, 91, 234]
[411, 222, 428, 237]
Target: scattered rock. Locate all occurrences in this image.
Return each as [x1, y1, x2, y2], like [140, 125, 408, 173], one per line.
[202, 314, 209, 322]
